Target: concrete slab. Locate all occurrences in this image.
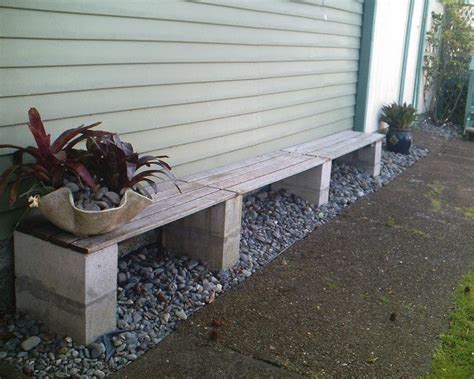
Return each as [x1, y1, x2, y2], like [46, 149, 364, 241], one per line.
[112, 132, 474, 378]
[113, 332, 302, 379]
[14, 234, 117, 344]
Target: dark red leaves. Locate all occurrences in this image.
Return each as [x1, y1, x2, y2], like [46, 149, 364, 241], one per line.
[50, 121, 102, 153]
[0, 108, 100, 206]
[85, 133, 179, 194]
[65, 161, 97, 190]
[1, 108, 177, 207]
[27, 108, 51, 157]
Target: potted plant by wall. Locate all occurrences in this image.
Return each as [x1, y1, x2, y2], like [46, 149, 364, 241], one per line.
[380, 102, 417, 155]
[0, 108, 177, 236]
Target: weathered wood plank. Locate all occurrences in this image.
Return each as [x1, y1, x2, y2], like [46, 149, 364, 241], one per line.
[228, 156, 327, 194]
[316, 133, 384, 159]
[283, 130, 357, 153]
[71, 190, 237, 252]
[138, 186, 222, 220]
[189, 152, 297, 187]
[201, 154, 315, 190]
[183, 150, 287, 182]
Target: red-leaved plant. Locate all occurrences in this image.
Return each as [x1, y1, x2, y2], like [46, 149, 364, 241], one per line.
[84, 134, 178, 196]
[0, 108, 103, 206]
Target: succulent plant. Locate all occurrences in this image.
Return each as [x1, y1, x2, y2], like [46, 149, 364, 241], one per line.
[380, 102, 417, 130]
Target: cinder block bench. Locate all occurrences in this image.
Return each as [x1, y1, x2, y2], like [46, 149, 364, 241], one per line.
[13, 130, 383, 344]
[181, 150, 330, 206]
[14, 181, 240, 344]
[283, 130, 384, 176]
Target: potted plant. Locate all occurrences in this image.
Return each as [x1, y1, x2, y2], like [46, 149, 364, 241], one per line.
[380, 102, 417, 154]
[0, 108, 177, 236]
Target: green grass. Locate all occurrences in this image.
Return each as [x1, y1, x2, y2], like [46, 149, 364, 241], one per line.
[427, 270, 474, 378]
[464, 207, 474, 220]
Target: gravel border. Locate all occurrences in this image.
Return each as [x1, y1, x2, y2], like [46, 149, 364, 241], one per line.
[0, 143, 429, 378]
[418, 116, 463, 140]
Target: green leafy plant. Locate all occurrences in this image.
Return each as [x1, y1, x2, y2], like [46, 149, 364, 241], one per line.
[380, 102, 417, 130]
[84, 133, 178, 196]
[423, 1, 474, 124]
[0, 108, 102, 206]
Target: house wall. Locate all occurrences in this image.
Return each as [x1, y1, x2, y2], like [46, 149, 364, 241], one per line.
[0, 0, 364, 309]
[363, 0, 442, 132]
[0, 0, 363, 179]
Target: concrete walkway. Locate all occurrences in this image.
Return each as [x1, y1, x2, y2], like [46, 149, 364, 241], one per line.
[113, 132, 474, 378]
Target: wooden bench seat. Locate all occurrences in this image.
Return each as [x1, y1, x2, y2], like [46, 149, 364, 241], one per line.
[283, 130, 384, 176]
[18, 181, 236, 254]
[14, 181, 242, 344]
[13, 130, 384, 344]
[183, 150, 330, 205]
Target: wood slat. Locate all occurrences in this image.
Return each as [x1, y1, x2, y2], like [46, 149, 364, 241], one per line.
[69, 189, 236, 252]
[138, 186, 222, 220]
[228, 156, 328, 194]
[283, 130, 357, 153]
[1, 73, 356, 128]
[183, 150, 287, 182]
[195, 154, 313, 190]
[0, 8, 359, 48]
[0, 0, 363, 27]
[0, 39, 359, 68]
[197, 0, 363, 25]
[149, 180, 202, 202]
[0, 62, 358, 97]
[188, 152, 294, 187]
[1, 0, 360, 36]
[316, 133, 384, 159]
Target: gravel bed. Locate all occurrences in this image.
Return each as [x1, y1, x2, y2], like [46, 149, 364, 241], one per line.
[418, 116, 463, 139]
[0, 144, 428, 378]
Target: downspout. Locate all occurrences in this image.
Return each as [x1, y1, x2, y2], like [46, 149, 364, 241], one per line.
[413, 0, 430, 110]
[399, 0, 416, 103]
[354, 0, 377, 132]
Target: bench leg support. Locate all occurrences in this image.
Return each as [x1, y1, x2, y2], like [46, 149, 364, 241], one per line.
[14, 232, 117, 345]
[271, 160, 332, 207]
[338, 141, 382, 176]
[162, 195, 242, 271]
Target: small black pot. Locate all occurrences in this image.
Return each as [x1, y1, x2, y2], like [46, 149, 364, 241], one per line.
[386, 129, 412, 154]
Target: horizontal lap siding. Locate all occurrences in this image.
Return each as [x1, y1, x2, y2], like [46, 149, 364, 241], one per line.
[0, 0, 362, 177]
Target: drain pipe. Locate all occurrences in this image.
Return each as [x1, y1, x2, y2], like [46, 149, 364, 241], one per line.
[399, 0, 416, 104]
[413, 0, 430, 110]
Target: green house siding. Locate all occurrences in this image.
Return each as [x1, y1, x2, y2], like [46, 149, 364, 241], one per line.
[0, 0, 363, 233]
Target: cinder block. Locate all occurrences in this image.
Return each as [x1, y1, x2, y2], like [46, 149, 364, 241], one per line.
[271, 160, 332, 206]
[14, 232, 117, 344]
[162, 195, 242, 271]
[339, 141, 382, 177]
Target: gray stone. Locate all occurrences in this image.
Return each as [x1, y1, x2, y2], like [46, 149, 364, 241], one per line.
[21, 336, 41, 351]
[64, 182, 80, 193]
[118, 272, 127, 284]
[175, 309, 187, 320]
[89, 342, 106, 359]
[0, 351, 7, 359]
[93, 186, 108, 200]
[104, 191, 121, 205]
[95, 201, 110, 210]
[94, 369, 106, 378]
[83, 201, 101, 211]
[0, 239, 14, 314]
